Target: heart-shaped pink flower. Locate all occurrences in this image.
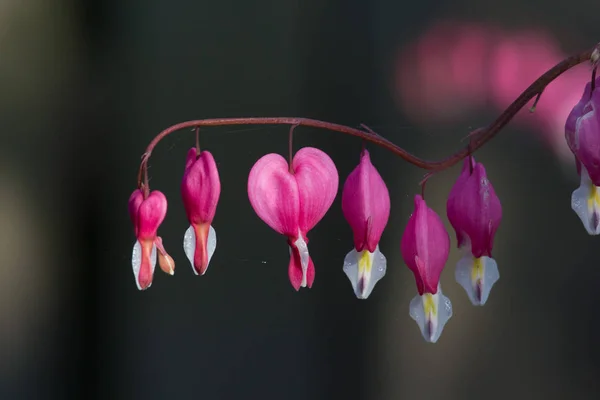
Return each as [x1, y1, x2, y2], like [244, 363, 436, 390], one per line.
[447, 157, 501, 306]
[401, 194, 452, 343]
[248, 147, 338, 290]
[128, 189, 174, 290]
[341, 149, 390, 299]
[181, 148, 221, 276]
[566, 77, 600, 235]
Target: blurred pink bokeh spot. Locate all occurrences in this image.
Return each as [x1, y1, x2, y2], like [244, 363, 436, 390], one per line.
[395, 20, 591, 164]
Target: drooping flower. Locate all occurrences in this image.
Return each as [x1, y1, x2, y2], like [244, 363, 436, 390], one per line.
[446, 157, 502, 306]
[400, 195, 452, 343]
[341, 149, 390, 299]
[248, 147, 338, 290]
[128, 189, 174, 290]
[181, 147, 221, 276]
[565, 77, 600, 234]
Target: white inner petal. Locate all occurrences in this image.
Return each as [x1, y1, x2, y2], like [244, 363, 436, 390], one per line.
[342, 245, 386, 299]
[132, 241, 141, 288]
[150, 243, 157, 281]
[455, 252, 499, 306]
[293, 235, 310, 287]
[183, 225, 196, 275]
[206, 225, 217, 272]
[409, 283, 452, 343]
[131, 240, 156, 290]
[571, 166, 600, 235]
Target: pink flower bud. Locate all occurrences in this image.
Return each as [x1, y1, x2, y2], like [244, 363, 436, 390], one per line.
[566, 78, 600, 235]
[447, 157, 502, 305]
[401, 195, 452, 343]
[341, 149, 390, 299]
[566, 78, 600, 181]
[248, 147, 338, 290]
[128, 189, 171, 290]
[401, 195, 449, 294]
[181, 148, 221, 276]
[155, 236, 175, 275]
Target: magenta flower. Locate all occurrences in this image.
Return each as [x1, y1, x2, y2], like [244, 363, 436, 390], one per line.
[128, 189, 173, 290]
[181, 148, 221, 276]
[341, 149, 390, 299]
[400, 195, 452, 343]
[566, 77, 600, 235]
[446, 157, 502, 306]
[248, 147, 338, 290]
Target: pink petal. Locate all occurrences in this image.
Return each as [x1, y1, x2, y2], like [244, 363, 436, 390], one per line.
[181, 148, 221, 225]
[342, 149, 390, 252]
[184, 147, 197, 170]
[401, 195, 450, 295]
[292, 147, 339, 233]
[288, 235, 315, 290]
[137, 239, 156, 290]
[128, 189, 144, 235]
[248, 153, 300, 236]
[447, 157, 502, 257]
[446, 159, 471, 247]
[575, 87, 600, 185]
[565, 79, 595, 155]
[192, 223, 211, 275]
[137, 191, 168, 240]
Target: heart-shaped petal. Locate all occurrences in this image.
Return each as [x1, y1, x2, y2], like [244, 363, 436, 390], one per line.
[248, 153, 300, 236]
[341, 149, 390, 252]
[446, 157, 474, 248]
[401, 195, 450, 295]
[128, 189, 144, 235]
[137, 191, 168, 240]
[566, 79, 595, 155]
[181, 148, 221, 225]
[447, 157, 501, 258]
[575, 88, 600, 186]
[292, 147, 339, 233]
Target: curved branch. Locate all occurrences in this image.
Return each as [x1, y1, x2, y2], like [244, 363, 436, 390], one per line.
[137, 45, 598, 190]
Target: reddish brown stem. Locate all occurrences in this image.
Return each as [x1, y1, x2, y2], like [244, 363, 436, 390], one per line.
[195, 127, 201, 157]
[137, 45, 597, 190]
[288, 125, 298, 174]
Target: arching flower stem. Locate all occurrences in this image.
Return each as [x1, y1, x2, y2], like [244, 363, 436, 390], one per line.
[136, 45, 598, 196]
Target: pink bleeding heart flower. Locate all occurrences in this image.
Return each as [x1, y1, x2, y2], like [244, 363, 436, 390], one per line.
[341, 149, 390, 299]
[447, 157, 502, 306]
[181, 147, 221, 276]
[248, 147, 339, 290]
[129, 189, 173, 290]
[566, 77, 600, 235]
[400, 195, 452, 343]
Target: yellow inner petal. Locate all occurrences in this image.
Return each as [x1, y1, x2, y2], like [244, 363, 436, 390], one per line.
[471, 257, 484, 283]
[588, 182, 600, 210]
[358, 250, 372, 275]
[423, 293, 437, 317]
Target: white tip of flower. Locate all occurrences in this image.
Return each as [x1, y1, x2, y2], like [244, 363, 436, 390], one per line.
[207, 225, 217, 268]
[183, 226, 196, 274]
[131, 240, 156, 290]
[343, 246, 386, 299]
[183, 225, 217, 275]
[293, 235, 310, 287]
[455, 253, 499, 306]
[409, 284, 452, 343]
[572, 167, 600, 235]
[592, 47, 599, 65]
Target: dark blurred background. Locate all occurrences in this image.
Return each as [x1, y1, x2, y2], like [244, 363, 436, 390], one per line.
[0, 0, 599, 399]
